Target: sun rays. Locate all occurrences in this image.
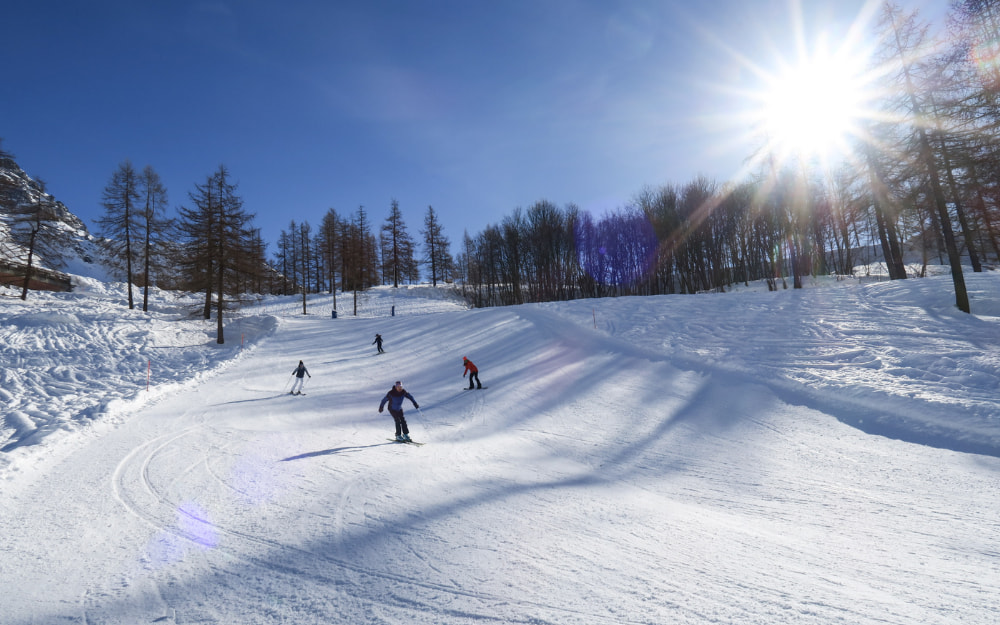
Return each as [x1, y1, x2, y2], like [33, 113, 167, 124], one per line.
[757, 39, 874, 168]
[714, 1, 892, 181]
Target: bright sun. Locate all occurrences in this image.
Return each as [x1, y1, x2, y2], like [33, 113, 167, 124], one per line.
[758, 46, 872, 167]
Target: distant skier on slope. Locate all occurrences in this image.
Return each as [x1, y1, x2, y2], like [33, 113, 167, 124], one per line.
[462, 357, 483, 389]
[290, 360, 310, 395]
[373, 333, 384, 354]
[379, 380, 419, 442]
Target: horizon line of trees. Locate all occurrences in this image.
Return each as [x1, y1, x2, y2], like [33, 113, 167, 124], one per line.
[271, 201, 456, 316]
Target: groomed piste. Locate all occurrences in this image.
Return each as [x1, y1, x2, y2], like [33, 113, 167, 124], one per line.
[2, 272, 999, 624]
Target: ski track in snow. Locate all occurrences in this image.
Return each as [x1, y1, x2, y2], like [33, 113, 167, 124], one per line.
[1, 276, 999, 624]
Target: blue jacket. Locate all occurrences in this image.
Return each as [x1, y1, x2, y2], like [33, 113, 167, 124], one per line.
[380, 387, 418, 412]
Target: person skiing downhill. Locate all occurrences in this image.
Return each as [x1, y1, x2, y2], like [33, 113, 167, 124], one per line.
[378, 380, 419, 442]
[462, 357, 482, 389]
[290, 360, 310, 395]
[373, 333, 384, 354]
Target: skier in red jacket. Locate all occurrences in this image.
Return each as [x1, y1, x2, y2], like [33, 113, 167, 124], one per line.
[462, 357, 482, 390]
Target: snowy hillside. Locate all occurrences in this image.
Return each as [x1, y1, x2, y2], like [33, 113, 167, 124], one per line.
[0, 153, 105, 278]
[1, 274, 998, 624]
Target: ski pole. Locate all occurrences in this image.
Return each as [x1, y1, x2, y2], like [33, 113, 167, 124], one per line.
[282, 374, 293, 393]
[415, 406, 431, 435]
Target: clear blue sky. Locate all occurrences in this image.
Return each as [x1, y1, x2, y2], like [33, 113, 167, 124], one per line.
[2, 0, 948, 257]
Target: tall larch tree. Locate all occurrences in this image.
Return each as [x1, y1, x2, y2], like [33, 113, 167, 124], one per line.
[178, 165, 255, 342]
[96, 160, 141, 309]
[422, 205, 453, 286]
[137, 165, 171, 312]
[878, 3, 970, 312]
[381, 199, 414, 287]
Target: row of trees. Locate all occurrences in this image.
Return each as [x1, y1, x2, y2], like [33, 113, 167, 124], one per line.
[455, 1, 1000, 311]
[92, 157, 456, 334]
[271, 201, 454, 314]
[93, 161, 267, 343]
[456, 174, 892, 308]
[5, 137, 455, 332]
[3, 145, 456, 325]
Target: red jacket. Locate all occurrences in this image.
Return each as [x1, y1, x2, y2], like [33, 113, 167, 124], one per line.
[463, 359, 478, 374]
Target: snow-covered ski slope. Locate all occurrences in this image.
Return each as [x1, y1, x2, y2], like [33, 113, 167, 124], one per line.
[1, 274, 999, 624]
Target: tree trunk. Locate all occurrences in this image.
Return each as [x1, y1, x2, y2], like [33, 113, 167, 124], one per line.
[917, 127, 971, 312]
[20, 228, 37, 301]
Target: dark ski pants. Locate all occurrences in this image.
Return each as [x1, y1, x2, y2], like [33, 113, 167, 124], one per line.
[467, 371, 482, 389]
[389, 409, 409, 436]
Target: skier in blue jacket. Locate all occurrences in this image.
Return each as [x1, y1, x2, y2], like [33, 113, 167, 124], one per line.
[290, 360, 310, 395]
[378, 380, 419, 442]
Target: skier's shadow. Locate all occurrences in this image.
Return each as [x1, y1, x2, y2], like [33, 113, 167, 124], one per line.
[281, 443, 393, 461]
[213, 394, 293, 407]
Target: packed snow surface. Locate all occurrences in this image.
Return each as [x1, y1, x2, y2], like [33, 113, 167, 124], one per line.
[1, 273, 998, 624]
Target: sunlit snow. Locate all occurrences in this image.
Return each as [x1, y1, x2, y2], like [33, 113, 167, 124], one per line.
[1, 271, 998, 624]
